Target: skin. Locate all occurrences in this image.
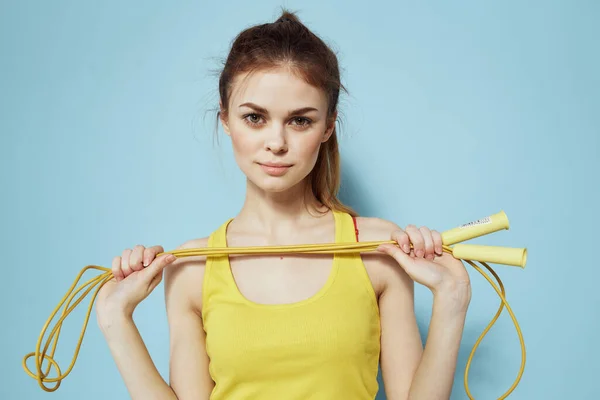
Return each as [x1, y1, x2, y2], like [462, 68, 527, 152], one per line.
[96, 67, 472, 400]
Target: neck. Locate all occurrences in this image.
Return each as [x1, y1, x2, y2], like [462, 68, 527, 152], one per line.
[234, 177, 329, 236]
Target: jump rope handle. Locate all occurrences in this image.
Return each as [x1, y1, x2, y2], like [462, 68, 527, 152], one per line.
[442, 210, 527, 268]
[442, 210, 510, 245]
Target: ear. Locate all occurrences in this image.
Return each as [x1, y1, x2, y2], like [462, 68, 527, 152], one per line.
[322, 111, 338, 143]
[219, 101, 231, 136]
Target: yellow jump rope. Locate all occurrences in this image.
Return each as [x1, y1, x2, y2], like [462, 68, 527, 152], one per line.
[23, 210, 527, 399]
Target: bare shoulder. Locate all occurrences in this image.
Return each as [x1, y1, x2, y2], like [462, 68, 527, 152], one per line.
[355, 216, 401, 238]
[164, 237, 210, 313]
[355, 216, 413, 296]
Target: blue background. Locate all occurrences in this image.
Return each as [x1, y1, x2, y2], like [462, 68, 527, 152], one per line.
[1, 0, 598, 399]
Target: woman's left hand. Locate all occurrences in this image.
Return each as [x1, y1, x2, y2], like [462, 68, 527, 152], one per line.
[377, 224, 472, 310]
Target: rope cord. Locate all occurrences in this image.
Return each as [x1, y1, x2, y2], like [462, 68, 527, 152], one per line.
[22, 240, 525, 398]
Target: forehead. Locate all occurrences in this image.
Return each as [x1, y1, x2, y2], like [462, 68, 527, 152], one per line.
[229, 68, 327, 110]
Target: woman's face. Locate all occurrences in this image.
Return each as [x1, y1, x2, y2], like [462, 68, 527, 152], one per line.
[221, 68, 335, 193]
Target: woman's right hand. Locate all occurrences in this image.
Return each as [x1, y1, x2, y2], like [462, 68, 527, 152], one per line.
[96, 245, 178, 323]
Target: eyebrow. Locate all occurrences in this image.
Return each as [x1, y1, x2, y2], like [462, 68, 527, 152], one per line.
[239, 102, 319, 116]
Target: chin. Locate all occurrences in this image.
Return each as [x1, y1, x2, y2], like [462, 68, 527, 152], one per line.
[247, 166, 309, 194]
[253, 176, 301, 193]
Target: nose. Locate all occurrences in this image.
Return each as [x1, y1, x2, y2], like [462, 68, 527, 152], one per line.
[264, 125, 288, 153]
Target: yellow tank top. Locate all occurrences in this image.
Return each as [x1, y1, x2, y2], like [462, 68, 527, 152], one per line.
[201, 210, 381, 399]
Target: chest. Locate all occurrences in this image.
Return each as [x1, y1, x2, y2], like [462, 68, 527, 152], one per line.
[227, 253, 385, 305]
[203, 284, 381, 382]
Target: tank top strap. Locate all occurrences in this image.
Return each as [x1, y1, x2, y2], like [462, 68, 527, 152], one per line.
[332, 210, 358, 243]
[331, 211, 379, 311]
[202, 218, 236, 314]
[207, 217, 233, 248]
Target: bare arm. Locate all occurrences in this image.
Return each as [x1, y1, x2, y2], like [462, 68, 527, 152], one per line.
[97, 239, 213, 400]
[164, 238, 214, 398]
[368, 242, 423, 399]
[99, 314, 178, 400]
[378, 256, 467, 400]
[362, 218, 469, 400]
[406, 294, 467, 399]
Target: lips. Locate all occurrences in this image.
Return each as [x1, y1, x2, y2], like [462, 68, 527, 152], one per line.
[258, 162, 293, 176]
[259, 162, 293, 167]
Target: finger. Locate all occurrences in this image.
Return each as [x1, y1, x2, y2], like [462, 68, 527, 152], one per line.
[376, 243, 416, 274]
[143, 254, 177, 284]
[112, 256, 124, 281]
[405, 225, 424, 258]
[121, 248, 134, 278]
[419, 226, 435, 261]
[130, 245, 145, 272]
[148, 269, 164, 292]
[143, 245, 164, 267]
[391, 229, 411, 254]
[431, 230, 443, 256]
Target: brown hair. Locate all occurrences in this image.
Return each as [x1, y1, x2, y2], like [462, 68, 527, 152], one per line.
[216, 9, 357, 217]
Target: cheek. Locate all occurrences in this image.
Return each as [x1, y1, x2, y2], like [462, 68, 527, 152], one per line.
[230, 125, 259, 156]
[294, 134, 324, 163]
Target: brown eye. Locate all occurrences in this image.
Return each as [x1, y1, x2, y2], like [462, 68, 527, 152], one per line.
[243, 113, 264, 126]
[291, 117, 311, 127]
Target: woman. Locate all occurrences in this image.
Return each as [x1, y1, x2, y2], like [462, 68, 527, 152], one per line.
[96, 10, 471, 400]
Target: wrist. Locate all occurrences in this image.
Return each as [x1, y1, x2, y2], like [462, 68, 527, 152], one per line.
[432, 283, 471, 316]
[96, 306, 134, 334]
